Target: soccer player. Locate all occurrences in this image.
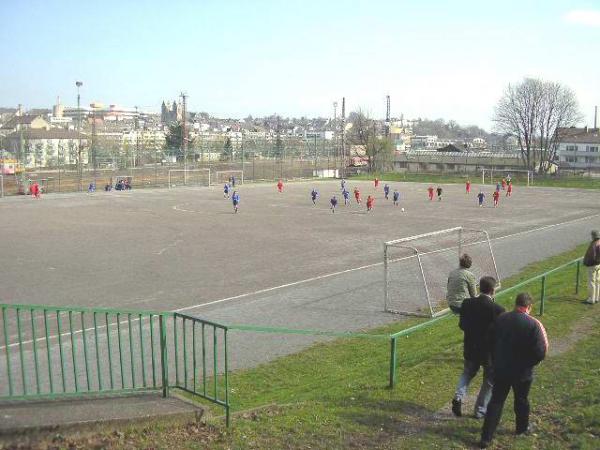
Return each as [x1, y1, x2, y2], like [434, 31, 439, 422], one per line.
[506, 173, 512, 184]
[493, 190, 500, 208]
[393, 189, 400, 206]
[501, 178, 507, 190]
[428, 186, 435, 201]
[437, 186, 443, 201]
[311, 188, 319, 205]
[232, 191, 240, 213]
[340, 178, 346, 190]
[496, 181, 501, 193]
[477, 191, 485, 207]
[466, 179, 471, 194]
[223, 183, 230, 198]
[354, 187, 361, 204]
[383, 184, 390, 200]
[342, 188, 350, 205]
[330, 195, 338, 213]
[231, 175, 236, 187]
[506, 182, 513, 197]
[88, 182, 96, 194]
[366, 195, 374, 211]
[374, 177, 380, 189]
[277, 179, 284, 193]
[31, 182, 40, 199]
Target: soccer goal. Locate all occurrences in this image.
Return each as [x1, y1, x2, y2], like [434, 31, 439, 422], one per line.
[168, 168, 211, 188]
[214, 170, 244, 186]
[384, 227, 500, 317]
[481, 168, 531, 186]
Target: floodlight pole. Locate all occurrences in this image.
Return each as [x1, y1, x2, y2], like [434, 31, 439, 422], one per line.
[76, 81, 83, 191]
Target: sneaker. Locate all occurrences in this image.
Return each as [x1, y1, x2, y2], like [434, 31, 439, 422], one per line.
[479, 439, 490, 448]
[584, 300, 595, 305]
[516, 425, 533, 436]
[451, 398, 462, 417]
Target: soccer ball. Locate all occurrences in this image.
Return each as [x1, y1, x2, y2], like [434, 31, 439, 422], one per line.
[401, 207, 405, 212]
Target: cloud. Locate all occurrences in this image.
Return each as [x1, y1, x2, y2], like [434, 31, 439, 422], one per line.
[564, 9, 600, 27]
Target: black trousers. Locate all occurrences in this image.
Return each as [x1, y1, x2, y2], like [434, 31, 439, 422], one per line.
[481, 376, 532, 442]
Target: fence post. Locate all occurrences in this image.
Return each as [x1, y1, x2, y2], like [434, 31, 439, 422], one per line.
[389, 337, 397, 389]
[540, 276, 546, 316]
[575, 260, 581, 295]
[159, 314, 169, 398]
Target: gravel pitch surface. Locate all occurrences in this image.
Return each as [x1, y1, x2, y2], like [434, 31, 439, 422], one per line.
[1, 180, 599, 372]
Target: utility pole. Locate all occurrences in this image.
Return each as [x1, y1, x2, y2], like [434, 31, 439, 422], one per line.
[385, 95, 391, 138]
[76, 81, 83, 191]
[180, 92, 188, 184]
[333, 101, 338, 173]
[341, 97, 346, 178]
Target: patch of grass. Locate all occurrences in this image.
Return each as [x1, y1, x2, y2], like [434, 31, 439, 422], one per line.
[351, 171, 600, 190]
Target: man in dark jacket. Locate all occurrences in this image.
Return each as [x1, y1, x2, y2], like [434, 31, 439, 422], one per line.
[452, 276, 505, 419]
[583, 230, 600, 304]
[479, 293, 548, 448]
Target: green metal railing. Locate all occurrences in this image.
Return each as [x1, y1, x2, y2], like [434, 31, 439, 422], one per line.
[387, 257, 584, 388]
[0, 304, 229, 425]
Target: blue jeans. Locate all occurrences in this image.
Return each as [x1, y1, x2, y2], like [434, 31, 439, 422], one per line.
[454, 359, 494, 416]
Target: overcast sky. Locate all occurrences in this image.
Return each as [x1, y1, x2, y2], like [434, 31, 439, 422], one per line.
[1, 0, 599, 130]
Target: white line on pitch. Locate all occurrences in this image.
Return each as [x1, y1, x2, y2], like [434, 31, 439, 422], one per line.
[174, 212, 600, 312]
[2, 211, 598, 351]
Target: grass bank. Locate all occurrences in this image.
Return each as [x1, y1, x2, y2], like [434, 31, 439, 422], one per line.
[351, 171, 600, 190]
[3, 244, 599, 449]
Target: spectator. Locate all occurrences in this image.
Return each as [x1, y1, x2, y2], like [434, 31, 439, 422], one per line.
[452, 276, 504, 419]
[479, 293, 548, 448]
[446, 254, 477, 314]
[583, 230, 600, 304]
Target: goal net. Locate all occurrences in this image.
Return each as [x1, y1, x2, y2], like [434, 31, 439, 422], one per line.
[168, 169, 211, 188]
[384, 227, 500, 317]
[214, 170, 244, 186]
[481, 168, 531, 186]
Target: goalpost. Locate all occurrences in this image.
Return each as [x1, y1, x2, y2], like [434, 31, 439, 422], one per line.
[384, 227, 500, 317]
[481, 168, 531, 186]
[214, 170, 244, 186]
[0, 175, 3, 198]
[168, 169, 211, 188]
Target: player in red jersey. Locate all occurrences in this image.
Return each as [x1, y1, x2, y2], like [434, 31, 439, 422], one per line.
[354, 187, 361, 204]
[31, 182, 40, 199]
[374, 177, 379, 189]
[466, 179, 471, 194]
[501, 178, 507, 190]
[493, 190, 500, 207]
[366, 195, 374, 211]
[428, 186, 435, 201]
[506, 182, 513, 197]
[277, 179, 283, 193]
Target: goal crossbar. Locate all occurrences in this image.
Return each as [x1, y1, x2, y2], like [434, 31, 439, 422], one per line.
[384, 227, 500, 318]
[214, 170, 244, 185]
[168, 169, 211, 188]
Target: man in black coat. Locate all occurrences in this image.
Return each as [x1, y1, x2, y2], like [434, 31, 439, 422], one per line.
[452, 276, 505, 419]
[479, 293, 548, 448]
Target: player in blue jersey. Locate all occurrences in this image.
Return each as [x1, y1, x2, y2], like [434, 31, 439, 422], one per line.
[477, 191, 485, 207]
[330, 195, 338, 213]
[232, 191, 240, 213]
[496, 181, 501, 193]
[311, 188, 319, 205]
[342, 188, 350, 205]
[383, 184, 390, 200]
[393, 189, 400, 206]
[223, 183, 230, 198]
[340, 178, 346, 190]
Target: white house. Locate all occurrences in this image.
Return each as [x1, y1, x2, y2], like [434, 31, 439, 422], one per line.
[5, 129, 88, 168]
[556, 127, 600, 170]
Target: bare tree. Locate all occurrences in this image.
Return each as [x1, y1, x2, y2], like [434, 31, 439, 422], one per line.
[348, 108, 394, 172]
[494, 78, 581, 172]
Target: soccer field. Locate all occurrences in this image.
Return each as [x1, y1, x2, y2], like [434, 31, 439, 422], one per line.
[0, 179, 599, 370]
